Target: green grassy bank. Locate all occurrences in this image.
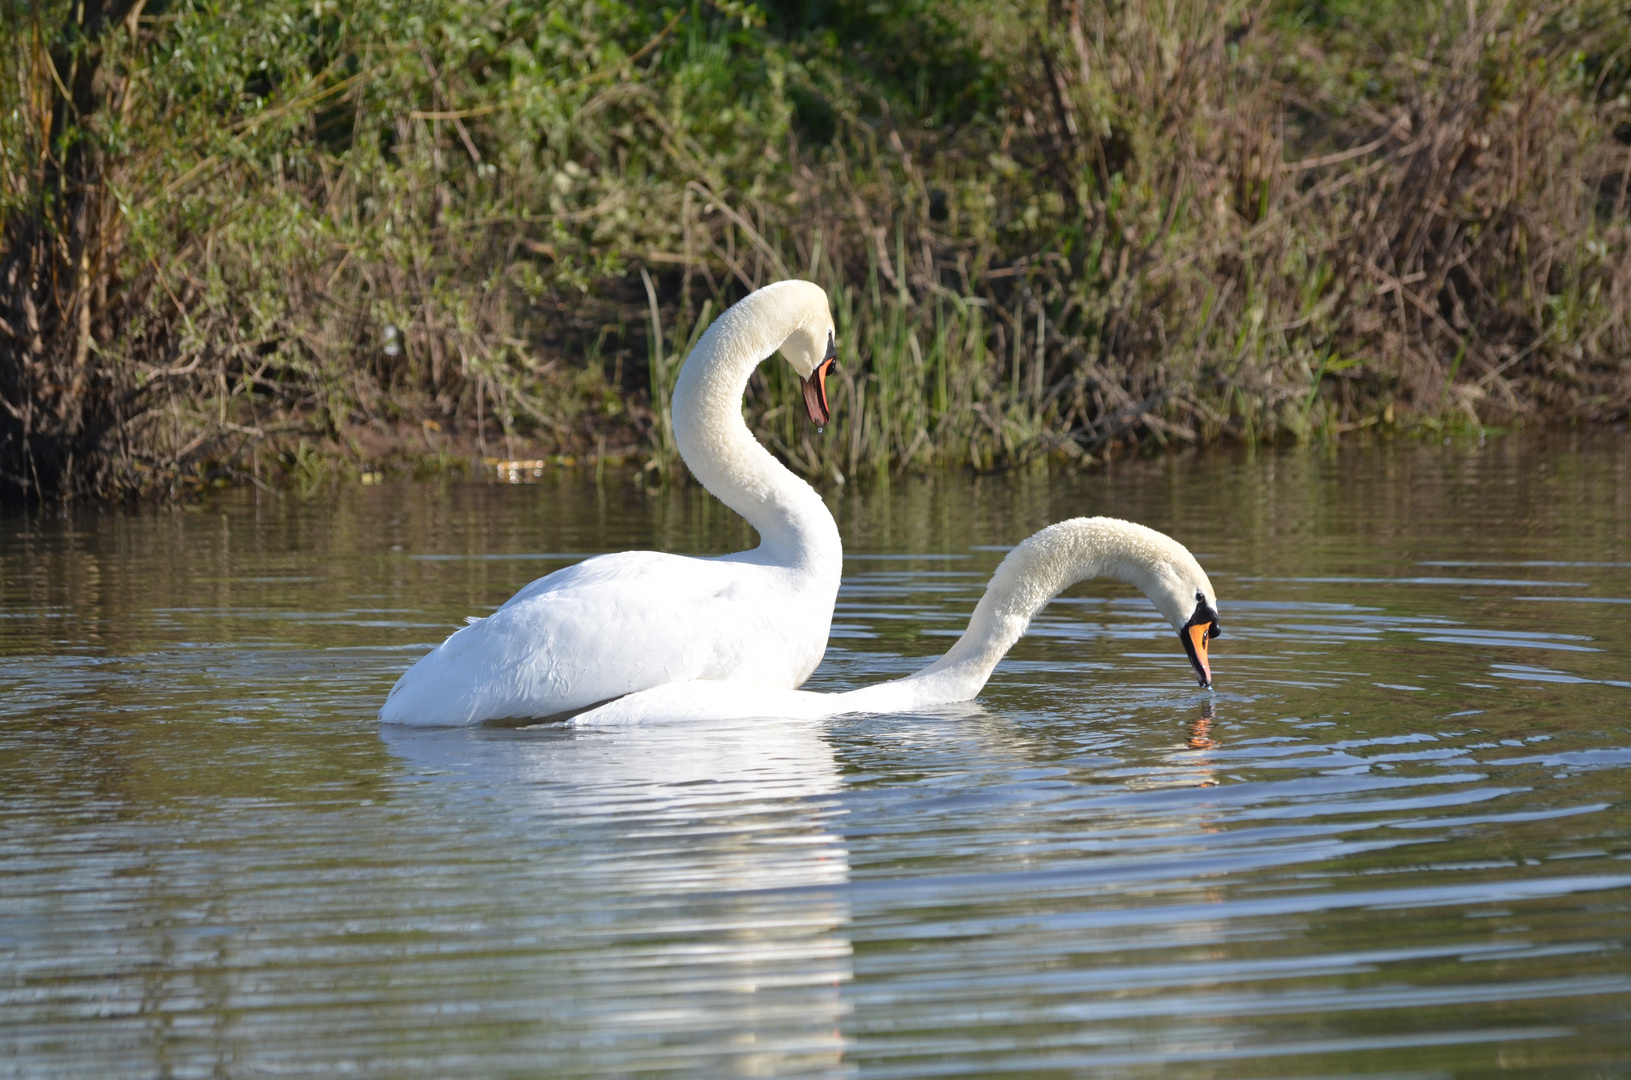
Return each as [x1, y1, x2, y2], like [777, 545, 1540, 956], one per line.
[3, 0, 1629, 499]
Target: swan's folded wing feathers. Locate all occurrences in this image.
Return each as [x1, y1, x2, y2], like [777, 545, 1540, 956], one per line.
[384, 550, 804, 723]
[497, 550, 670, 611]
[497, 564, 714, 706]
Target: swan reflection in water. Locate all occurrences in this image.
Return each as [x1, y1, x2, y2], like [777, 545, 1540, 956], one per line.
[1187, 701, 1218, 751]
[1182, 701, 1220, 787]
[380, 717, 855, 1078]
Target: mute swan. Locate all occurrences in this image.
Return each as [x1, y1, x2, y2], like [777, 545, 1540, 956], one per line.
[571, 517, 1219, 724]
[380, 280, 843, 726]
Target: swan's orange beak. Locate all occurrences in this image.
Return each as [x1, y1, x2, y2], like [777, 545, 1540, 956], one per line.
[1180, 596, 1219, 688]
[800, 335, 838, 431]
[1184, 622, 1212, 687]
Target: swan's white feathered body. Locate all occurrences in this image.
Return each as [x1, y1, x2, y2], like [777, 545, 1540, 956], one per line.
[571, 517, 1221, 725]
[379, 549, 835, 724]
[380, 281, 842, 726]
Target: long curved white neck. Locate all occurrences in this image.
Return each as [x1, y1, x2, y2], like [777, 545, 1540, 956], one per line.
[845, 518, 1182, 709]
[568, 516, 1205, 726]
[670, 283, 840, 569]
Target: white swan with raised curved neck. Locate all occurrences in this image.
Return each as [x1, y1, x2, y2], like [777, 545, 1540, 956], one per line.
[380, 280, 843, 726]
[571, 517, 1220, 724]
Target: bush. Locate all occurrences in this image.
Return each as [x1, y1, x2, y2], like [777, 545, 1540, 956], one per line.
[1, 0, 1627, 499]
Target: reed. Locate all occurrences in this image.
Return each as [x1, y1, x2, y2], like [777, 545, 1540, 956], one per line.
[1, 0, 1627, 500]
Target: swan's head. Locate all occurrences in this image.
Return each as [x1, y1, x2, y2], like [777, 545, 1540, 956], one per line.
[774, 293, 839, 430]
[1145, 550, 1220, 689]
[1004, 517, 1222, 690]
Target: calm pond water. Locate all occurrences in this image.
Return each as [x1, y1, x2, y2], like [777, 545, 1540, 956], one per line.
[2, 432, 1630, 1079]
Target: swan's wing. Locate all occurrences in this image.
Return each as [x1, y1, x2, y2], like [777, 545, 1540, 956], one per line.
[570, 680, 834, 725]
[493, 550, 685, 611]
[381, 551, 807, 725]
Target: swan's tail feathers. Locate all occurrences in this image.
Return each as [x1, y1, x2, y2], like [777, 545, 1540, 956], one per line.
[464, 616, 483, 625]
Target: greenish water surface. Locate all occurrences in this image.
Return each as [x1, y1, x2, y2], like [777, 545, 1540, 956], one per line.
[2, 433, 1629, 1078]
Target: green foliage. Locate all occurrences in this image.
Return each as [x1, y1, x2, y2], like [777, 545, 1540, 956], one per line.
[2, 0, 1628, 498]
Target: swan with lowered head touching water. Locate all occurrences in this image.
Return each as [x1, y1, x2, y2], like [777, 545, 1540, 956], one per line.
[380, 280, 842, 726]
[571, 516, 1220, 724]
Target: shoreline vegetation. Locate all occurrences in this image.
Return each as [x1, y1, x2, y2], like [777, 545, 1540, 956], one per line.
[3, 0, 1629, 500]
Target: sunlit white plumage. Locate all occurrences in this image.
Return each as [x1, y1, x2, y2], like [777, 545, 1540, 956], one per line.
[571, 517, 1220, 725]
[380, 281, 842, 726]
